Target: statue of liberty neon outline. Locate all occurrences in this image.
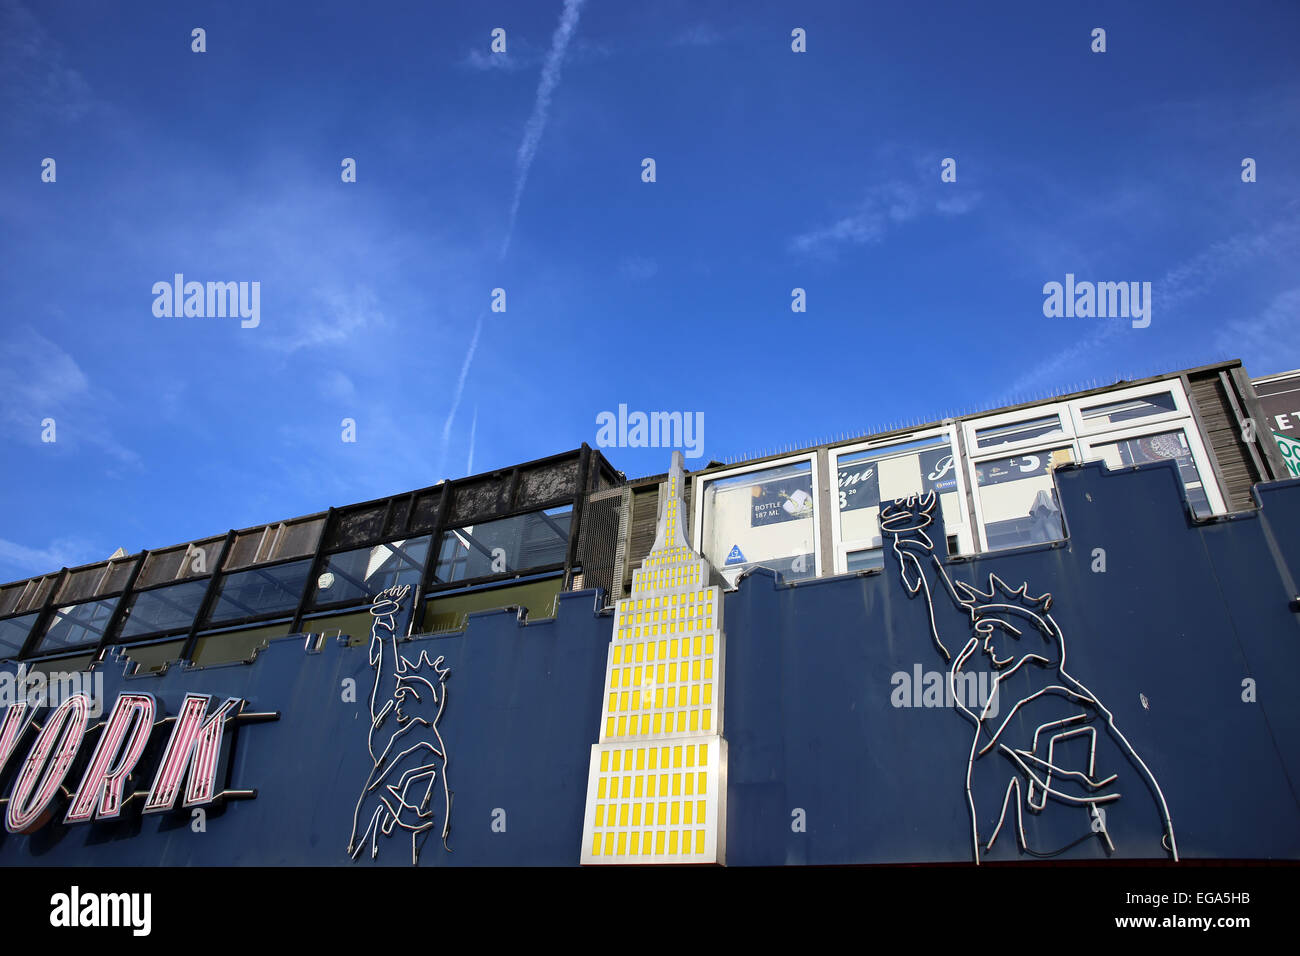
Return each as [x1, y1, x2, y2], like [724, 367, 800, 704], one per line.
[879, 491, 1178, 863]
[347, 584, 452, 865]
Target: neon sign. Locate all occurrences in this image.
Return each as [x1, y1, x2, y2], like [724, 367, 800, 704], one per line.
[0, 690, 276, 833]
[880, 491, 1178, 862]
[347, 585, 453, 865]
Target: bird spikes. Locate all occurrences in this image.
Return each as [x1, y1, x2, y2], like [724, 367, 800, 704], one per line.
[952, 573, 1054, 615]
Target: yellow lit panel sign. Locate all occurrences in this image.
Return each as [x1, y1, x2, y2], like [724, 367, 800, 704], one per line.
[581, 454, 728, 864]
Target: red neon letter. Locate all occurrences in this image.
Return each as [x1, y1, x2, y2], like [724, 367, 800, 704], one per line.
[64, 693, 156, 824]
[0, 704, 36, 778]
[5, 694, 90, 833]
[143, 695, 243, 812]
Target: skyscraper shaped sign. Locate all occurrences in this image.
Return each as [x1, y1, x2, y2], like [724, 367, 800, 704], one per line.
[580, 452, 728, 864]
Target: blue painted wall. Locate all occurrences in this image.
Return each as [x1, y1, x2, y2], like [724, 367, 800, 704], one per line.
[1, 462, 1297, 865]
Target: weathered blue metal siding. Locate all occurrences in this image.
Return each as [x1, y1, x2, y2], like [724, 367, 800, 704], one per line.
[1, 461, 1297, 865]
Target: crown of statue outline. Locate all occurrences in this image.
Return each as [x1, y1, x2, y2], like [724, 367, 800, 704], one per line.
[879, 491, 1178, 863]
[347, 584, 452, 865]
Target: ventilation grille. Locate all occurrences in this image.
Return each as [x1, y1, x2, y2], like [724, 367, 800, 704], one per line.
[576, 487, 629, 608]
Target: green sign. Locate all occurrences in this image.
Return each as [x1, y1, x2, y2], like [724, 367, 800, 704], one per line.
[1274, 432, 1300, 478]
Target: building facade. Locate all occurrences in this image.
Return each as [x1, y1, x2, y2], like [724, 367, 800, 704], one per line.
[1, 359, 1297, 865]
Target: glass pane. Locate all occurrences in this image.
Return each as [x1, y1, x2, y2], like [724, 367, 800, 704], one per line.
[700, 461, 816, 583]
[976, 447, 1074, 550]
[206, 560, 312, 625]
[837, 436, 964, 553]
[312, 536, 430, 607]
[1080, 391, 1177, 429]
[434, 509, 571, 584]
[975, 414, 1064, 450]
[845, 549, 884, 572]
[1087, 430, 1211, 517]
[117, 579, 211, 639]
[0, 613, 39, 658]
[37, 598, 120, 653]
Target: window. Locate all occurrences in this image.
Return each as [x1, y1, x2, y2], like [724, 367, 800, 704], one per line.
[697, 458, 818, 585]
[974, 447, 1074, 551]
[311, 536, 431, 607]
[831, 432, 970, 572]
[965, 380, 1224, 550]
[137, 538, 223, 587]
[35, 598, 120, 654]
[434, 508, 571, 584]
[205, 559, 313, 625]
[0, 613, 38, 659]
[1085, 429, 1213, 517]
[1078, 391, 1178, 429]
[116, 579, 211, 640]
[974, 414, 1064, 450]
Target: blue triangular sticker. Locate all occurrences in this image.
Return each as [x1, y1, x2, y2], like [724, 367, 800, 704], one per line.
[725, 545, 746, 565]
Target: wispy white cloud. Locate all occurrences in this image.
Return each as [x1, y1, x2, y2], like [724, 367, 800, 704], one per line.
[789, 181, 981, 258]
[259, 285, 387, 354]
[466, 405, 478, 476]
[319, 370, 357, 402]
[672, 24, 722, 47]
[618, 255, 659, 280]
[0, 535, 103, 581]
[0, 326, 140, 467]
[439, 313, 485, 469]
[461, 43, 538, 73]
[1213, 286, 1300, 373]
[1002, 216, 1300, 399]
[1154, 216, 1300, 314]
[0, 0, 94, 128]
[502, 0, 588, 258]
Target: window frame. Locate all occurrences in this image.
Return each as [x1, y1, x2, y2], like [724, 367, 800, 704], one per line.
[968, 441, 1080, 553]
[202, 555, 316, 630]
[967, 408, 1071, 458]
[1078, 421, 1226, 516]
[963, 379, 1225, 551]
[431, 505, 574, 588]
[32, 595, 123, 656]
[690, 452, 823, 584]
[1068, 380, 1193, 437]
[308, 534, 433, 613]
[828, 425, 973, 573]
[111, 576, 214, 643]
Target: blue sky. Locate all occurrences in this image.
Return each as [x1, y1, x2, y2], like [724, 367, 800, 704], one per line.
[1, 0, 1298, 582]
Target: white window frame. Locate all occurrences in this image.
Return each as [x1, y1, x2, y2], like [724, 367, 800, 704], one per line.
[966, 408, 1071, 458]
[1079, 421, 1227, 515]
[964, 379, 1227, 551]
[1068, 379, 1193, 437]
[828, 425, 973, 573]
[967, 440, 1081, 553]
[690, 452, 823, 584]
